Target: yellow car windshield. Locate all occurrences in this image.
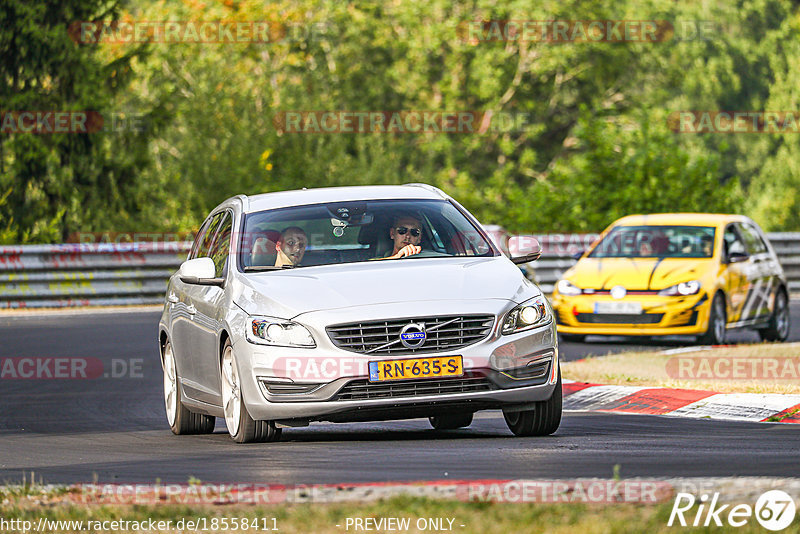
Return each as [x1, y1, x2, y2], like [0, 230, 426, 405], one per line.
[588, 225, 716, 259]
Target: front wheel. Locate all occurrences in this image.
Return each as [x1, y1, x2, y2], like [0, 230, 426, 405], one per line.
[699, 293, 726, 345]
[759, 289, 790, 342]
[163, 339, 215, 435]
[503, 370, 562, 437]
[221, 339, 281, 443]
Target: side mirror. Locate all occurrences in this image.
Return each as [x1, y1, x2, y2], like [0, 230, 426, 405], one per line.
[510, 237, 542, 264]
[179, 257, 225, 287]
[571, 250, 585, 260]
[727, 251, 750, 264]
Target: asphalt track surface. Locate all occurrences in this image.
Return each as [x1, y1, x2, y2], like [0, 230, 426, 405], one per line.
[1, 304, 799, 485]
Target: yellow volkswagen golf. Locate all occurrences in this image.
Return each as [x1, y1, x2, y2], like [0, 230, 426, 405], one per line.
[551, 214, 790, 344]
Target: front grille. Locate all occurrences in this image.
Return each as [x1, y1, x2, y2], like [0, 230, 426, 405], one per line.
[335, 372, 493, 401]
[575, 313, 664, 324]
[584, 289, 659, 295]
[327, 315, 494, 355]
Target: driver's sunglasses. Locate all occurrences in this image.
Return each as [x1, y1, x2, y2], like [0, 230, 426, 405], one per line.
[396, 226, 421, 237]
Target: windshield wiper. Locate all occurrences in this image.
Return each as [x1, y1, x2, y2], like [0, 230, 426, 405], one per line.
[243, 265, 296, 272]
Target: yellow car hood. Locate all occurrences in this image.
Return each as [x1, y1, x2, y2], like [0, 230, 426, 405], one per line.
[565, 257, 711, 290]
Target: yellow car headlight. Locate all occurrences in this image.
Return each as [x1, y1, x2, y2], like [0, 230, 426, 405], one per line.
[556, 279, 582, 296]
[658, 280, 701, 296]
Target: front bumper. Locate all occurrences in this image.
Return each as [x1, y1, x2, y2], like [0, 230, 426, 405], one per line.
[552, 292, 712, 336]
[232, 301, 559, 422]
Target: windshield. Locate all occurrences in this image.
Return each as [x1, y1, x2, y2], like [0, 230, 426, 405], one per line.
[237, 199, 496, 270]
[588, 225, 716, 259]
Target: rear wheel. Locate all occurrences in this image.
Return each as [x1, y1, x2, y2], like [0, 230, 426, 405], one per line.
[221, 339, 281, 443]
[759, 289, 790, 342]
[163, 340, 215, 435]
[699, 293, 726, 345]
[429, 413, 473, 430]
[503, 370, 562, 437]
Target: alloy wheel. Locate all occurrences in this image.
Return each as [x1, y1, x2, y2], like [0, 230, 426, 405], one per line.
[163, 342, 178, 427]
[221, 345, 242, 437]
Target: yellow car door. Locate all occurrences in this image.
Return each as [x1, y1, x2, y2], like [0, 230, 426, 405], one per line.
[721, 224, 749, 323]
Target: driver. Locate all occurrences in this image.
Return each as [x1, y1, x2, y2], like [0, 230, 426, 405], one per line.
[384, 215, 423, 259]
[275, 226, 307, 267]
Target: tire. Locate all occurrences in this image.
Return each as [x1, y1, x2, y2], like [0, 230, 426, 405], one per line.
[503, 369, 562, 437]
[759, 289, 790, 342]
[220, 339, 281, 444]
[429, 413, 474, 430]
[699, 293, 726, 345]
[561, 334, 586, 343]
[163, 339, 215, 435]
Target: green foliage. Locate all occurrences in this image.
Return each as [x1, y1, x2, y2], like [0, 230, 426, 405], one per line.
[2, 0, 800, 242]
[0, 0, 165, 243]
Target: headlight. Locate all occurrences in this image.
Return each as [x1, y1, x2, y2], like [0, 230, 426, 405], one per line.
[556, 279, 582, 296]
[247, 316, 316, 348]
[658, 280, 701, 296]
[502, 295, 551, 335]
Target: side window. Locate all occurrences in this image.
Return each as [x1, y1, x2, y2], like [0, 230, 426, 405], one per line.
[739, 223, 767, 255]
[208, 212, 233, 278]
[723, 225, 746, 259]
[197, 213, 223, 258]
[189, 218, 213, 260]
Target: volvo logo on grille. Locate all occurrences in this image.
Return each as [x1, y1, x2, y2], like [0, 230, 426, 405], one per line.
[399, 323, 426, 349]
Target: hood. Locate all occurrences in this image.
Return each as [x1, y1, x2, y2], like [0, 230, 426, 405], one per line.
[565, 257, 713, 290]
[234, 256, 535, 317]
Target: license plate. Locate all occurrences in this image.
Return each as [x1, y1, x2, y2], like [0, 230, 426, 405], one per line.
[368, 356, 463, 382]
[594, 301, 642, 314]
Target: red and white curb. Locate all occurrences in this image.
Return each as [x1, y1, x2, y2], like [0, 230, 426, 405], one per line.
[563, 381, 800, 423]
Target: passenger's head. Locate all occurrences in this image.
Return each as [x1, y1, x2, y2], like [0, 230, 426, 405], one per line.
[275, 226, 307, 266]
[701, 235, 714, 256]
[389, 215, 422, 255]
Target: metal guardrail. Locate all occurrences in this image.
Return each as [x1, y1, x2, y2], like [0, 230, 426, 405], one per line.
[0, 243, 191, 308]
[1, 233, 799, 308]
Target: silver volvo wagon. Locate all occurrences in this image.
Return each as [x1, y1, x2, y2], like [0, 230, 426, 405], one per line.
[158, 184, 560, 442]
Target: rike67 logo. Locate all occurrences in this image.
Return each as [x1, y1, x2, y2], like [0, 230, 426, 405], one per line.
[669, 490, 796, 531]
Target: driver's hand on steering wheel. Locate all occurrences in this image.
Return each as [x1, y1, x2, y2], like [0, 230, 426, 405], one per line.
[390, 244, 421, 259]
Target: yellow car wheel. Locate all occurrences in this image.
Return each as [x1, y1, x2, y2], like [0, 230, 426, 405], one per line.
[700, 293, 726, 345]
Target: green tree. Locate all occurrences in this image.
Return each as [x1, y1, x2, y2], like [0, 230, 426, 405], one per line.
[0, 0, 163, 242]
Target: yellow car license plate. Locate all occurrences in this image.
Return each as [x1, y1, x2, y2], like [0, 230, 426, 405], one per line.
[368, 355, 463, 382]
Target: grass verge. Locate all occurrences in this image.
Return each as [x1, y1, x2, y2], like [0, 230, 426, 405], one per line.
[3, 495, 799, 533]
[562, 342, 800, 394]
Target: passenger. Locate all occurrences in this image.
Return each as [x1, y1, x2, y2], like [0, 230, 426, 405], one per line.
[701, 235, 714, 257]
[383, 215, 423, 259]
[275, 226, 307, 267]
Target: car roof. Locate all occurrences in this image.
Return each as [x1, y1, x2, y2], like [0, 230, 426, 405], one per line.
[239, 184, 449, 213]
[610, 213, 752, 227]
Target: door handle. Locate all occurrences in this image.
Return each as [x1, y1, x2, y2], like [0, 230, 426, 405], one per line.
[167, 293, 179, 304]
[187, 304, 197, 315]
